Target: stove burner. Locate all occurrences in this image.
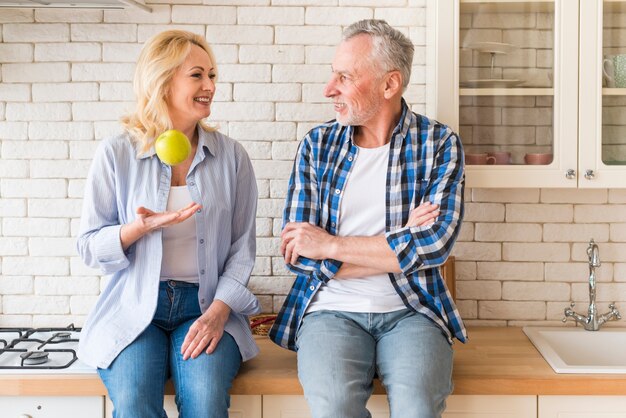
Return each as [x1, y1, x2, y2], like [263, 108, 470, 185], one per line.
[0, 325, 82, 370]
[20, 351, 49, 365]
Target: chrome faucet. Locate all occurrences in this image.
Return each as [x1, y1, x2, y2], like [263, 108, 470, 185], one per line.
[563, 239, 621, 330]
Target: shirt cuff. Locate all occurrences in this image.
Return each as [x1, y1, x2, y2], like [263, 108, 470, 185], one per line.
[319, 258, 342, 282]
[215, 277, 260, 316]
[385, 227, 422, 276]
[95, 225, 130, 274]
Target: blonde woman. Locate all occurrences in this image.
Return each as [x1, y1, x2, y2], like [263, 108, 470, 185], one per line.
[77, 30, 259, 418]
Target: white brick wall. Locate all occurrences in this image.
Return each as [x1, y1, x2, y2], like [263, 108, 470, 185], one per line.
[454, 188, 626, 327]
[0, 2, 625, 330]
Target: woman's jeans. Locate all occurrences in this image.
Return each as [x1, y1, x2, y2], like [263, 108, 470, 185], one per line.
[296, 309, 454, 418]
[98, 280, 241, 418]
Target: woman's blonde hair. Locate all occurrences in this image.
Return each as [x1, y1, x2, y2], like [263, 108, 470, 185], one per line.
[121, 30, 217, 151]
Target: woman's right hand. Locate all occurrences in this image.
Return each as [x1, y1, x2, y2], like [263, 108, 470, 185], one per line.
[135, 202, 202, 231]
[120, 202, 202, 250]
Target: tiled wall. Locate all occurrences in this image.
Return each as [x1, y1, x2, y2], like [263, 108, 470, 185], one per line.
[457, 188, 626, 327]
[0, 1, 625, 329]
[0, 1, 427, 327]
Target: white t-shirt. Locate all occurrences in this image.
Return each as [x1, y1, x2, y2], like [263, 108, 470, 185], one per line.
[160, 185, 199, 283]
[307, 142, 406, 313]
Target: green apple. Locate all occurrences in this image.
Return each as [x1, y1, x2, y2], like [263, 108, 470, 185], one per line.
[155, 129, 191, 166]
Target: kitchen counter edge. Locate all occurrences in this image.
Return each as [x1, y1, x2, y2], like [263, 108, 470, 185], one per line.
[1, 327, 625, 396]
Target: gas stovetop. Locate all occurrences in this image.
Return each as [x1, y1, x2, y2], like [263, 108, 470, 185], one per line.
[0, 324, 96, 374]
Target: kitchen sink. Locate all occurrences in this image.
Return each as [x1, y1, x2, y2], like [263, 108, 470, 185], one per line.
[523, 326, 626, 374]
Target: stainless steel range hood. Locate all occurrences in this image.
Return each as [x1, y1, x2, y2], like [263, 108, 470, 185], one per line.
[0, 0, 152, 12]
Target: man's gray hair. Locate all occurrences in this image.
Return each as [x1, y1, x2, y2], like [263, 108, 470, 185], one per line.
[343, 19, 414, 91]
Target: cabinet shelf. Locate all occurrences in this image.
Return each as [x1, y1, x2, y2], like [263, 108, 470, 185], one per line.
[460, 0, 554, 13]
[461, 0, 553, 2]
[459, 88, 553, 96]
[602, 88, 626, 95]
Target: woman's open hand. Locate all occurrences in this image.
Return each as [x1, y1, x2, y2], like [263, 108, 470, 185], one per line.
[181, 300, 231, 360]
[120, 202, 202, 250]
[136, 202, 202, 232]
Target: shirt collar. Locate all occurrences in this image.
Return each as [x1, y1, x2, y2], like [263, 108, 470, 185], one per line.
[393, 98, 411, 139]
[135, 125, 217, 160]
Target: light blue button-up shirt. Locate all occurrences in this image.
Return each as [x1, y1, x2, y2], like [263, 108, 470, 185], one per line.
[77, 127, 260, 368]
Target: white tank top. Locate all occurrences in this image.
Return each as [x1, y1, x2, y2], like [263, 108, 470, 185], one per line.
[307, 142, 406, 313]
[160, 186, 199, 283]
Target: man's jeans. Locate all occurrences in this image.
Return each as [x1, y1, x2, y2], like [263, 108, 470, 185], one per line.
[296, 309, 453, 418]
[98, 280, 241, 418]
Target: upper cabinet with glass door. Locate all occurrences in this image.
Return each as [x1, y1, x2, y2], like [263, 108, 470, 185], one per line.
[432, 0, 626, 187]
[579, 0, 626, 187]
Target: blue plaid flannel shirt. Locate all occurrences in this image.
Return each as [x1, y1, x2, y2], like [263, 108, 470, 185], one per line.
[269, 100, 468, 351]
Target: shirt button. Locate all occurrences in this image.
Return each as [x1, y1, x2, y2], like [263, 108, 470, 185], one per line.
[197, 208, 202, 213]
[348, 156, 353, 162]
[331, 222, 336, 227]
[335, 189, 341, 194]
[201, 299, 205, 304]
[199, 239, 204, 244]
[200, 269, 205, 275]
[309, 285, 315, 291]
[189, 181, 195, 186]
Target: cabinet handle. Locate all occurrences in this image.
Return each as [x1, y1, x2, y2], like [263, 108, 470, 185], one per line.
[565, 169, 576, 179]
[584, 169, 595, 180]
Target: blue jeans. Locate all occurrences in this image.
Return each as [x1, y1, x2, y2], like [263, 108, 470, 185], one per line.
[98, 280, 241, 418]
[296, 309, 453, 418]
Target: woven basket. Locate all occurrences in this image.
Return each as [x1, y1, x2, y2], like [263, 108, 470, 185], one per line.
[250, 314, 277, 336]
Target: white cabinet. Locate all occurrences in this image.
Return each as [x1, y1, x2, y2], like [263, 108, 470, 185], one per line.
[105, 395, 262, 418]
[0, 396, 104, 418]
[433, 0, 626, 188]
[262, 394, 537, 418]
[262, 395, 390, 418]
[11, 394, 626, 417]
[226, 396, 263, 418]
[444, 395, 537, 417]
[539, 395, 626, 417]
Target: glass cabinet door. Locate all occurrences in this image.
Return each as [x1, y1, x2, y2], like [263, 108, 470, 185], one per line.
[434, 0, 579, 188]
[459, 1, 555, 166]
[602, 1, 626, 165]
[575, 0, 626, 187]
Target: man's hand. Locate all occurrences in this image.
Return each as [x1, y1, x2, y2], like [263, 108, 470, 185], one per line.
[405, 202, 439, 228]
[281, 222, 336, 265]
[181, 300, 231, 360]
